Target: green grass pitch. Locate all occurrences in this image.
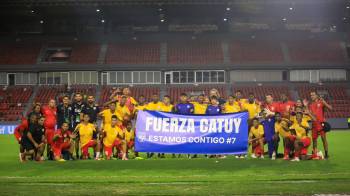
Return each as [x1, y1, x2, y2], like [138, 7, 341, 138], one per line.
[0, 131, 350, 195]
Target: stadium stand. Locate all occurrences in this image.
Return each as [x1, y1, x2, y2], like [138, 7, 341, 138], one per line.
[229, 41, 284, 63]
[0, 86, 33, 121]
[167, 41, 223, 65]
[70, 84, 97, 98]
[286, 41, 345, 63]
[106, 42, 160, 64]
[46, 42, 100, 64]
[34, 85, 67, 104]
[0, 43, 41, 65]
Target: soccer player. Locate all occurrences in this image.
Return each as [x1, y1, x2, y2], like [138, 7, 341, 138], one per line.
[14, 118, 28, 162]
[125, 121, 136, 158]
[260, 111, 275, 160]
[23, 115, 46, 161]
[206, 96, 222, 115]
[278, 93, 295, 118]
[81, 95, 100, 124]
[116, 95, 132, 125]
[175, 93, 194, 115]
[122, 87, 138, 113]
[274, 113, 288, 160]
[74, 114, 101, 160]
[209, 88, 226, 105]
[27, 103, 42, 119]
[20, 113, 39, 162]
[161, 95, 174, 113]
[145, 94, 163, 158]
[57, 95, 73, 129]
[307, 91, 332, 159]
[223, 95, 241, 113]
[41, 99, 57, 160]
[103, 115, 127, 160]
[290, 112, 312, 162]
[146, 93, 163, 111]
[242, 93, 261, 124]
[234, 90, 247, 106]
[99, 102, 119, 132]
[52, 122, 75, 161]
[174, 93, 194, 158]
[249, 118, 265, 159]
[264, 94, 279, 113]
[192, 94, 207, 115]
[71, 92, 86, 159]
[134, 95, 147, 117]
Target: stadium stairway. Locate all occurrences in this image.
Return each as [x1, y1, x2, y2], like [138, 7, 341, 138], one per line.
[97, 43, 108, 65]
[95, 85, 103, 104]
[23, 85, 39, 116]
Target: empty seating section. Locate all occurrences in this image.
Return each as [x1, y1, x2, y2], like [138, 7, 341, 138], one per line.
[167, 85, 227, 102]
[47, 42, 100, 64]
[34, 85, 66, 104]
[70, 43, 100, 64]
[167, 41, 223, 65]
[70, 84, 97, 97]
[232, 86, 291, 102]
[296, 85, 350, 118]
[286, 41, 345, 63]
[229, 41, 284, 63]
[0, 43, 41, 65]
[0, 86, 33, 121]
[106, 43, 160, 64]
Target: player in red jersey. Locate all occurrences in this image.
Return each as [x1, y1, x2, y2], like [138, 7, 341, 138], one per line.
[52, 122, 75, 161]
[264, 94, 280, 114]
[14, 118, 29, 162]
[278, 93, 295, 118]
[306, 91, 332, 159]
[41, 99, 57, 160]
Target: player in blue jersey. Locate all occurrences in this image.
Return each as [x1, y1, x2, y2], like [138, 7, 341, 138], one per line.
[174, 93, 194, 158]
[206, 96, 222, 115]
[174, 93, 194, 115]
[260, 110, 276, 160]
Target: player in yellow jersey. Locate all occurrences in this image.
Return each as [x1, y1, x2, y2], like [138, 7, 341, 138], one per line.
[99, 102, 119, 130]
[273, 112, 294, 160]
[192, 94, 207, 114]
[249, 118, 265, 159]
[146, 94, 163, 111]
[116, 95, 132, 123]
[161, 95, 173, 112]
[74, 114, 101, 160]
[134, 95, 147, 118]
[242, 93, 261, 119]
[223, 95, 241, 113]
[145, 93, 163, 158]
[124, 121, 136, 158]
[103, 115, 127, 160]
[290, 112, 314, 161]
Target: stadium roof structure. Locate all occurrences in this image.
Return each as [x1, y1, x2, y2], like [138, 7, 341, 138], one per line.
[0, 0, 345, 6]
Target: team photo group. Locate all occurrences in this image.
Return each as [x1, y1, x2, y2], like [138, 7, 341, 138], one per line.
[14, 86, 332, 162]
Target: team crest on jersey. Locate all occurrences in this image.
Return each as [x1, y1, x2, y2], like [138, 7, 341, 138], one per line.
[187, 105, 190, 108]
[317, 104, 321, 107]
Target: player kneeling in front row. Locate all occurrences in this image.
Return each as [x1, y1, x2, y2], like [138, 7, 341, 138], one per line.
[74, 113, 101, 160]
[52, 122, 75, 161]
[21, 114, 46, 162]
[249, 118, 265, 159]
[290, 112, 314, 162]
[103, 115, 128, 160]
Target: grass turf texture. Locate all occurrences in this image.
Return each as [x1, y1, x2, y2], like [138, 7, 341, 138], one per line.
[0, 131, 350, 195]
